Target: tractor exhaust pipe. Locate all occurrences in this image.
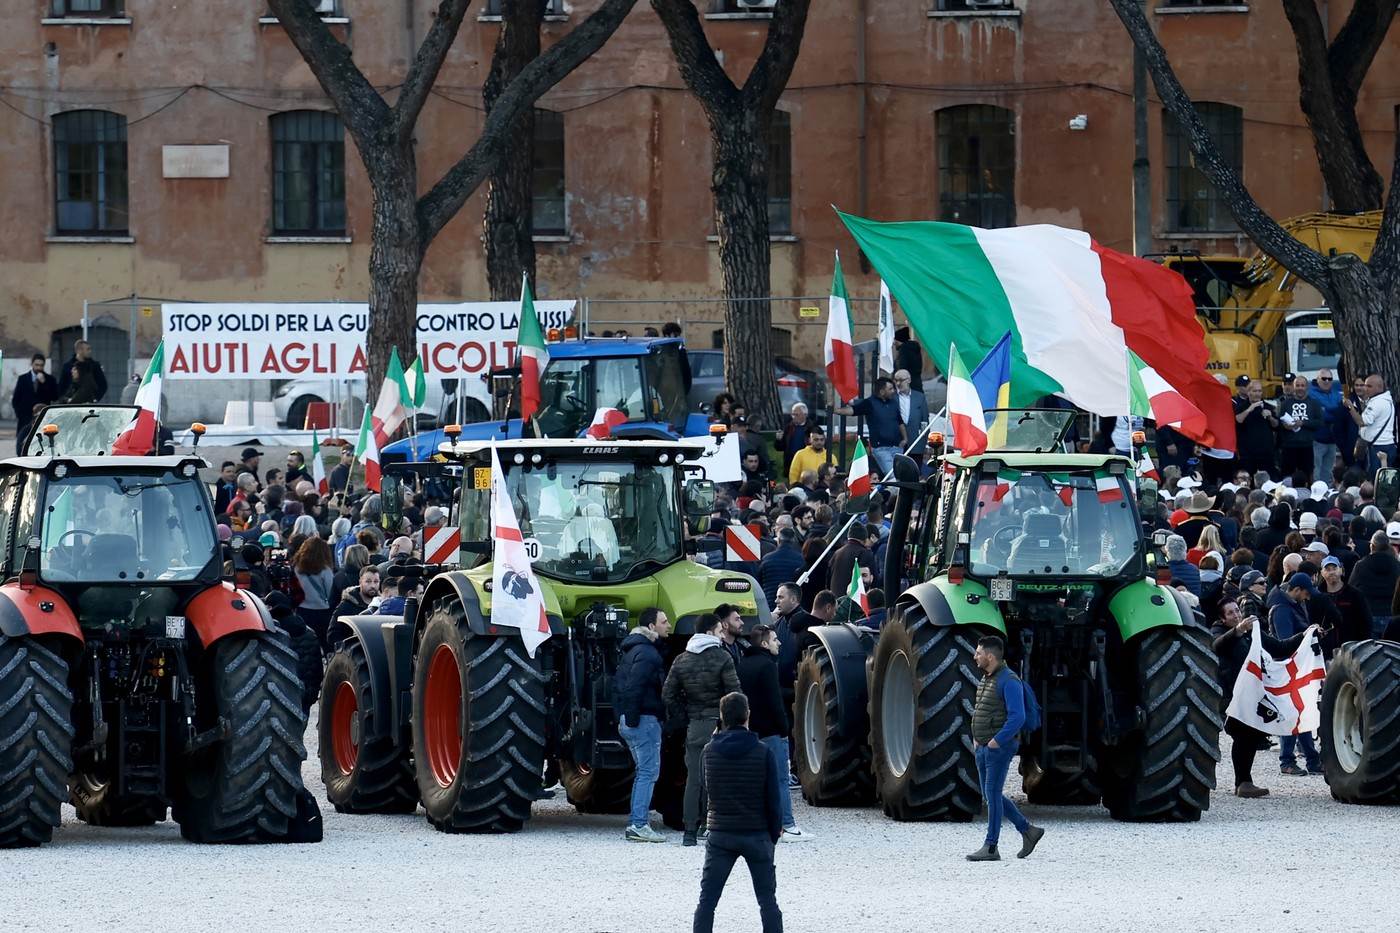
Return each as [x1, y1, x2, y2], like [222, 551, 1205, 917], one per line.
[883, 453, 922, 597]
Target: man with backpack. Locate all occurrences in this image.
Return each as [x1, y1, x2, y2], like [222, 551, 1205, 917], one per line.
[967, 635, 1046, 862]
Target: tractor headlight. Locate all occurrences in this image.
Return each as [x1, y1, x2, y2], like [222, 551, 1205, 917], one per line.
[531, 453, 543, 465]
[52, 464, 68, 479]
[658, 453, 671, 464]
[513, 453, 525, 465]
[675, 453, 685, 464]
[717, 579, 751, 592]
[181, 463, 198, 478]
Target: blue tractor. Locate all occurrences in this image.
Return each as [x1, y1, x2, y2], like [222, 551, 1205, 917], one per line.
[382, 337, 711, 463]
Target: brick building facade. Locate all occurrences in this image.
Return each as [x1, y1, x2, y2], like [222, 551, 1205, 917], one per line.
[1, 1, 1396, 374]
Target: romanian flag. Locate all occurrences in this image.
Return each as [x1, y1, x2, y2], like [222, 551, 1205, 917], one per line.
[971, 332, 1012, 450]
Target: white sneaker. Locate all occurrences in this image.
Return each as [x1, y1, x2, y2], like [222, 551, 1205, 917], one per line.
[625, 824, 666, 843]
[780, 826, 812, 843]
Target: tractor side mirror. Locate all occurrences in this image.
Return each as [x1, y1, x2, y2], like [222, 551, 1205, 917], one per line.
[1375, 468, 1399, 517]
[684, 479, 716, 517]
[1150, 529, 1171, 550]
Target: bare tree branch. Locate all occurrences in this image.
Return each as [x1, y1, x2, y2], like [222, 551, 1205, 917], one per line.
[650, 0, 741, 123]
[1328, 0, 1398, 99]
[1371, 128, 1400, 295]
[740, 0, 813, 115]
[264, 0, 390, 148]
[1108, 0, 1329, 286]
[417, 0, 640, 241]
[393, 0, 476, 139]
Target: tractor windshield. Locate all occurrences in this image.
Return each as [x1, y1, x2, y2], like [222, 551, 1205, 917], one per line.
[534, 357, 648, 438]
[39, 471, 217, 583]
[25, 406, 140, 457]
[964, 468, 1140, 578]
[504, 460, 681, 582]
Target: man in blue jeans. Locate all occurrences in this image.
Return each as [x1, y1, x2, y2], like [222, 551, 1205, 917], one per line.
[967, 635, 1045, 862]
[615, 608, 671, 842]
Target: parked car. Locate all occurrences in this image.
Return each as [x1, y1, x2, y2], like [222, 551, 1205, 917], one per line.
[686, 349, 826, 418]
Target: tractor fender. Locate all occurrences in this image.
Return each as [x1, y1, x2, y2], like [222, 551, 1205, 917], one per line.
[184, 582, 268, 648]
[328, 613, 402, 744]
[802, 623, 877, 742]
[1108, 578, 1187, 643]
[420, 571, 566, 640]
[0, 583, 83, 646]
[897, 576, 1007, 635]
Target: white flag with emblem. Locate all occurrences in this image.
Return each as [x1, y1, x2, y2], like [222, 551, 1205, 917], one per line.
[1226, 623, 1325, 736]
[490, 447, 551, 657]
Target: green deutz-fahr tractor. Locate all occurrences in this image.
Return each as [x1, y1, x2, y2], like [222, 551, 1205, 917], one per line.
[318, 435, 770, 832]
[794, 410, 1224, 822]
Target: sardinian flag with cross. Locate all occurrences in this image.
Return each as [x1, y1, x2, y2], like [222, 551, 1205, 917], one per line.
[1226, 622, 1325, 736]
[489, 446, 551, 658]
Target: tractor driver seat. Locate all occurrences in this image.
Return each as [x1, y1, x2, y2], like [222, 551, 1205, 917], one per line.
[1007, 512, 1067, 573]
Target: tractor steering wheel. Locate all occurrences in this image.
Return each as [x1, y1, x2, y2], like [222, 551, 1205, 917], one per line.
[987, 525, 1020, 567]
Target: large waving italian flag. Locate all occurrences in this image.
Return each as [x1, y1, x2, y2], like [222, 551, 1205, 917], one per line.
[839, 212, 1235, 451]
[517, 273, 549, 422]
[370, 347, 410, 449]
[947, 344, 988, 456]
[110, 340, 163, 456]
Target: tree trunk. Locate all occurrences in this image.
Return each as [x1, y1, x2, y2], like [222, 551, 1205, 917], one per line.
[1325, 256, 1400, 404]
[365, 144, 423, 404]
[712, 112, 782, 432]
[482, 1, 544, 301]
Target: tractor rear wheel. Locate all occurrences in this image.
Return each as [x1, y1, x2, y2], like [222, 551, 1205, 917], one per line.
[413, 599, 547, 833]
[793, 642, 873, 805]
[175, 632, 311, 843]
[559, 760, 634, 814]
[70, 773, 167, 826]
[0, 635, 74, 849]
[1103, 625, 1222, 822]
[869, 613, 981, 821]
[1320, 640, 1400, 804]
[319, 641, 418, 814]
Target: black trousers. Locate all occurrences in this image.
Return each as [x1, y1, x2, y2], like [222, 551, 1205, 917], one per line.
[1225, 716, 1269, 786]
[1278, 445, 1315, 483]
[693, 831, 782, 933]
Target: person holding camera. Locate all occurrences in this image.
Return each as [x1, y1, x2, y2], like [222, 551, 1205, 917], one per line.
[1211, 598, 1311, 798]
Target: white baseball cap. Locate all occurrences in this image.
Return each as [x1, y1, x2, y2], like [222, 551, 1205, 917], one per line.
[1388, 521, 1400, 543]
[1310, 481, 1330, 499]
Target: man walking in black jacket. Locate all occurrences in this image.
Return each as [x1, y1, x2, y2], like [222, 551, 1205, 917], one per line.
[693, 692, 784, 933]
[664, 614, 742, 846]
[615, 607, 670, 842]
[738, 626, 810, 843]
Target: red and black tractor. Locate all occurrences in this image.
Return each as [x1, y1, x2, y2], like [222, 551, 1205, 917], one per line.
[0, 439, 319, 847]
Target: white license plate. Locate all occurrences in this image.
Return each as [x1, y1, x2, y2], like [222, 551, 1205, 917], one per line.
[165, 616, 187, 639]
[990, 578, 1014, 602]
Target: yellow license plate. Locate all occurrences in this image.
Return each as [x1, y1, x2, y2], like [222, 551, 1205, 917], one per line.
[473, 467, 491, 490]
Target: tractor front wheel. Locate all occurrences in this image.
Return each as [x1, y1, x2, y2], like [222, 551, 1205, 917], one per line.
[1103, 625, 1222, 822]
[0, 635, 74, 849]
[175, 632, 312, 843]
[869, 613, 981, 821]
[1320, 640, 1400, 804]
[413, 599, 547, 833]
[319, 641, 418, 814]
[793, 643, 873, 805]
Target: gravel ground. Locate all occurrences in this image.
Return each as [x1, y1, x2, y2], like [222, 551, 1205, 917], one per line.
[4, 719, 1395, 933]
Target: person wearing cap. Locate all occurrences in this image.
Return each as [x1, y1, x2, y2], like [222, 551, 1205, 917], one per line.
[1234, 381, 1279, 477]
[238, 447, 264, 486]
[1351, 528, 1400, 637]
[1308, 368, 1343, 484]
[1277, 374, 1322, 482]
[1320, 555, 1371, 653]
[1297, 511, 1320, 539]
[835, 377, 906, 478]
[1237, 569, 1269, 622]
[376, 564, 425, 617]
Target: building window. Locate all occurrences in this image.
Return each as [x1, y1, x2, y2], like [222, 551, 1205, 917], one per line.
[768, 111, 793, 235]
[53, 110, 129, 235]
[532, 109, 566, 236]
[707, 1, 776, 13]
[1164, 101, 1242, 232]
[262, 1, 344, 20]
[482, 0, 565, 15]
[49, 0, 125, 16]
[936, 104, 1016, 228]
[271, 111, 346, 236]
[935, 1, 1015, 10]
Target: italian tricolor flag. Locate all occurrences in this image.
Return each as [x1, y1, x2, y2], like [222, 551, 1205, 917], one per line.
[355, 405, 381, 492]
[825, 252, 858, 404]
[1127, 349, 1206, 438]
[947, 343, 987, 456]
[370, 347, 411, 449]
[1137, 449, 1160, 483]
[847, 561, 870, 616]
[1095, 469, 1124, 503]
[848, 438, 871, 498]
[311, 429, 329, 495]
[517, 272, 549, 422]
[111, 340, 163, 456]
[839, 212, 1236, 451]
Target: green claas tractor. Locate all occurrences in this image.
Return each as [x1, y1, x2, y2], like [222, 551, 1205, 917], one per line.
[318, 436, 770, 832]
[794, 410, 1224, 822]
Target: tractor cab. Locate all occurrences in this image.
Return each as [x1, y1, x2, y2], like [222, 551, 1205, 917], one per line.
[447, 437, 715, 584]
[23, 404, 141, 457]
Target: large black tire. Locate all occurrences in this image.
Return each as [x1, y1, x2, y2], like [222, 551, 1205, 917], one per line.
[869, 613, 981, 821]
[70, 773, 167, 827]
[285, 395, 321, 430]
[413, 600, 547, 833]
[0, 635, 74, 849]
[319, 640, 418, 814]
[175, 632, 311, 843]
[559, 760, 634, 814]
[793, 642, 873, 805]
[1321, 639, 1400, 804]
[1102, 625, 1222, 822]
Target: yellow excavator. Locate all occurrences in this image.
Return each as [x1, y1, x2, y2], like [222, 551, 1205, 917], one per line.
[1152, 211, 1379, 397]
